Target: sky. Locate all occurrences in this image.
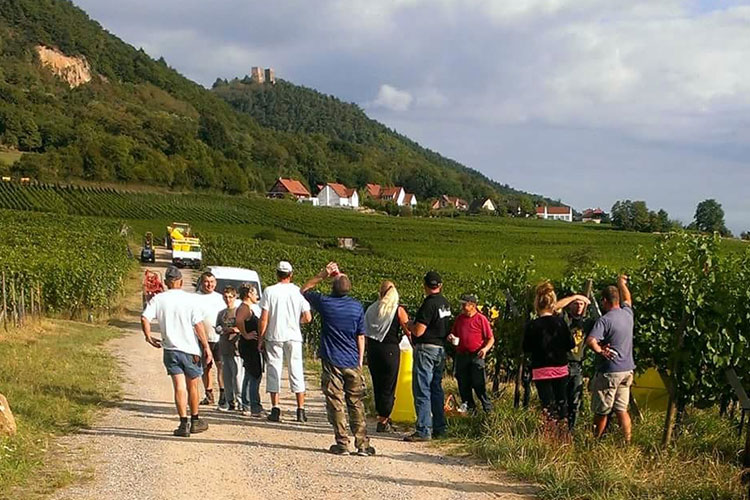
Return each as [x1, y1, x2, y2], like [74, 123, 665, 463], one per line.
[73, 0, 750, 234]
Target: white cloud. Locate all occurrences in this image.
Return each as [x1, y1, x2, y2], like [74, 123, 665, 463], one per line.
[368, 84, 413, 112]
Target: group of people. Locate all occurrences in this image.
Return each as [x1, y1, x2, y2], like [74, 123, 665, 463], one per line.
[140, 260, 635, 451]
[523, 275, 634, 441]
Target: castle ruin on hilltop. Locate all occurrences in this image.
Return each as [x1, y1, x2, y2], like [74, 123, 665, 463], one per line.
[251, 66, 276, 84]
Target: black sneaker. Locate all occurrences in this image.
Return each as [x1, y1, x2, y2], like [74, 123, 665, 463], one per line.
[403, 432, 430, 442]
[267, 407, 281, 422]
[296, 408, 308, 423]
[351, 446, 376, 457]
[173, 421, 190, 437]
[190, 417, 208, 434]
[376, 421, 394, 433]
[218, 394, 226, 407]
[329, 444, 349, 455]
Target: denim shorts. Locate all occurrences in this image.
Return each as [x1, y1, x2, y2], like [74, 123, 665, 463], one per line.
[163, 349, 204, 379]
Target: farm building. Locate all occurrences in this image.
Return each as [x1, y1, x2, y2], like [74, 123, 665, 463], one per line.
[316, 183, 359, 208]
[536, 205, 573, 222]
[267, 178, 315, 203]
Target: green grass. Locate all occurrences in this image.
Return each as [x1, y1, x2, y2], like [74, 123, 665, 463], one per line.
[444, 388, 747, 500]
[0, 150, 21, 166]
[0, 320, 122, 498]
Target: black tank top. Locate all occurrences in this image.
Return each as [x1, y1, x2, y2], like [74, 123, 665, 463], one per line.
[380, 306, 403, 344]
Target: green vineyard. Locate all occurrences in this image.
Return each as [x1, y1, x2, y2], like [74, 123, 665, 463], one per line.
[0, 210, 134, 316]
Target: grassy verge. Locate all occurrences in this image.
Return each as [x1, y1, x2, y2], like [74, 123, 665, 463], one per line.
[445, 389, 746, 500]
[0, 320, 122, 498]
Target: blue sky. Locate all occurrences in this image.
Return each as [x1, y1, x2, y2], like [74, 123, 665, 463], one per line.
[74, 0, 750, 234]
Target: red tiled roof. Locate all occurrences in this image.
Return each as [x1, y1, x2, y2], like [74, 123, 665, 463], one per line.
[538, 205, 571, 215]
[366, 183, 381, 198]
[583, 208, 605, 217]
[380, 187, 402, 200]
[272, 178, 310, 197]
[404, 193, 415, 204]
[326, 183, 350, 198]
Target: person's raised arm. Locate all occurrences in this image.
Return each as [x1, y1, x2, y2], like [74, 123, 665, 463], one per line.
[618, 275, 632, 307]
[554, 294, 590, 312]
[301, 262, 337, 293]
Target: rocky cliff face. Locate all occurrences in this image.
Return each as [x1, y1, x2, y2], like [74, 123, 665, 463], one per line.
[35, 45, 92, 88]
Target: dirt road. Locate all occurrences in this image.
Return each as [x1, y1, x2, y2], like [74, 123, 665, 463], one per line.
[51, 250, 536, 500]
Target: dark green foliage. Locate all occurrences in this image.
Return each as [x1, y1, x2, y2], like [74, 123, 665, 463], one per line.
[694, 199, 730, 236]
[213, 78, 550, 204]
[611, 199, 681, 233]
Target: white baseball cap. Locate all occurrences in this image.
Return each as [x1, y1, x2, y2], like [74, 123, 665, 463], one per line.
[277, 261, 293, 273]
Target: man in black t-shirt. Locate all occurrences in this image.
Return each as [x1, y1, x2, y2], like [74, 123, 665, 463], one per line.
[404, 271, 452, 442]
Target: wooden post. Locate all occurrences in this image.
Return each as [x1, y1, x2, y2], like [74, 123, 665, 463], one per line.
[1, 272, 7, 330]
[10, 279, 17, 327]
[19, 280, 25, 326]
[662, 312, 689, 447]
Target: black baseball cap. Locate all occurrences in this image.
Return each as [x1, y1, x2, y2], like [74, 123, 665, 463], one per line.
[459, 293, 478, 304]
[165, 265, 182, 281]
[424, 271, 442, 288]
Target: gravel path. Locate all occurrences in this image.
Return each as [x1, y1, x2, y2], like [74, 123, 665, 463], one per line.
[50, 251, 536, 500]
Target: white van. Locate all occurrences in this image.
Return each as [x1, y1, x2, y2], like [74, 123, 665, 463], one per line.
[203, 266, 263, 297]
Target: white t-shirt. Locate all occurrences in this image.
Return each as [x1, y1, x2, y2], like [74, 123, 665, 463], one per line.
[142, 289, 203, 355]
[196, 290, 226, 343]
[259, 282, 311, 342]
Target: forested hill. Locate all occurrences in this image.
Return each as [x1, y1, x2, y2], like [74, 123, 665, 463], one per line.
[213, 78, 532, 200]
[0, 0, 547, 206]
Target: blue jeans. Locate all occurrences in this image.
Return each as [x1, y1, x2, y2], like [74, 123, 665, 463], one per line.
[242, 370, 263, 413]
[412, 344, 447, 437]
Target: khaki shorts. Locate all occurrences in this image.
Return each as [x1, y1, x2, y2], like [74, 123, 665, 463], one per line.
[590, 371, 633, 415]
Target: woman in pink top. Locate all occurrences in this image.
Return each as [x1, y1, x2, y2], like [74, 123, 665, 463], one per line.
[522, 282, 578, 424]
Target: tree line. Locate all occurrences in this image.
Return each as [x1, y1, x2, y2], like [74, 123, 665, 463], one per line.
[610, 198, 735, 237]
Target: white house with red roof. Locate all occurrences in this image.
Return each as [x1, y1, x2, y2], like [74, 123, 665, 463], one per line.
[365, 183, 417, 207]
[316, 182, 359, 208]
[268, 178, 314, 203]
[536, 205, 573, 222]
[582, 208, 605, 223]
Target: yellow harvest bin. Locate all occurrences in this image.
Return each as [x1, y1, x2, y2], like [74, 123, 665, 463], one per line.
[390, 347, 417, 423]
[632, 368, 670, 412]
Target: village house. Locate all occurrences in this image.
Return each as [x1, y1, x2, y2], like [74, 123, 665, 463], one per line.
[582, 208, 606, 223]
[316, 182, 359, 208]
[536, 205, 573, 222]
[431, 195, 469, 211]
[365, 183, 418, 207]
[267, 178, 315, 204]
[469, 198, 496, 213]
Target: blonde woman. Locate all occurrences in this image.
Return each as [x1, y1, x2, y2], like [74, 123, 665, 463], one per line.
[522, 281, 577, 422]
[364, 281, 410, 432]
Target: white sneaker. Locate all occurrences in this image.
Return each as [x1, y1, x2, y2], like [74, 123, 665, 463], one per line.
[217, 402, 230, 412]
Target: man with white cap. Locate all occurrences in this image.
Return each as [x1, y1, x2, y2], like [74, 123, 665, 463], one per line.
[259, 261, 312, 422]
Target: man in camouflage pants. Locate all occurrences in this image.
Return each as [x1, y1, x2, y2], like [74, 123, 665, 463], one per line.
[302, 263, 374, 456]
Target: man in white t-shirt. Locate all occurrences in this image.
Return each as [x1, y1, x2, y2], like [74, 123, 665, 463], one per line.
[259, 261, 312, 423]
[141, 266, 213, 437]
[196, 272, 227, 407]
